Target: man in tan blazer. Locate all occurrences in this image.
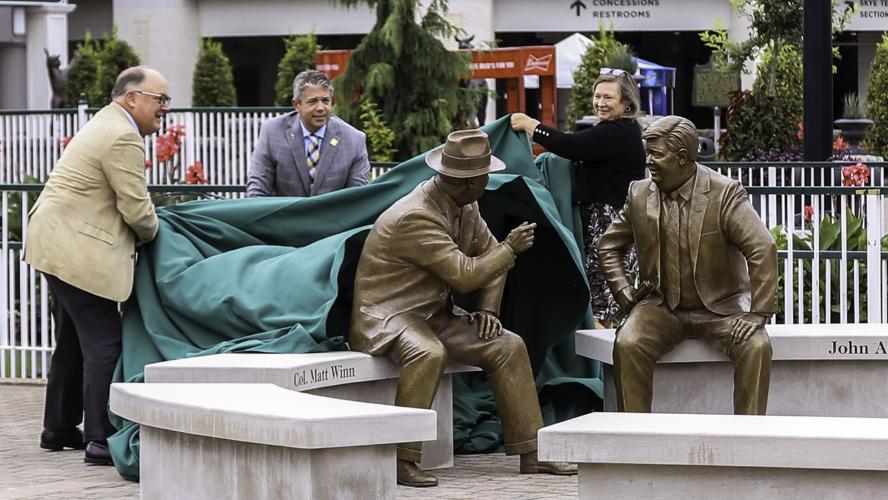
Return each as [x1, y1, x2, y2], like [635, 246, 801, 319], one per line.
[349, 129, 576, 487]
[25, 67, 166, 465]
[598, 115, 778, 415]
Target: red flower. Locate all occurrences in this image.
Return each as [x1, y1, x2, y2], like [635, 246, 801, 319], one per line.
[145, 159, 153, 170]
[185, 161, 207, 185]
[841, 162, 870, 187]
[154, 125, 186, 164]
[796, 122, 804, 141]
[832, 136, 847, 155]
[804, 205, 814, 223]
[60, 135, 73, 149]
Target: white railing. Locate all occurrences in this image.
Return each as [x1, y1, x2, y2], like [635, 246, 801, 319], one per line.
[0, 105, 291, 189]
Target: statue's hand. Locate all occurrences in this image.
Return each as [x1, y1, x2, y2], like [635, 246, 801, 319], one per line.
[504, 222, 536, 254]
[510, 113, 540, 135]
[472, 310, 503, 340]
[615, 286, 637, 312]
[730, 312, 767, 344]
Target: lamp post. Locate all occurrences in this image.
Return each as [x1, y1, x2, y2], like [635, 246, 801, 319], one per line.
[803, 0, 833, 161]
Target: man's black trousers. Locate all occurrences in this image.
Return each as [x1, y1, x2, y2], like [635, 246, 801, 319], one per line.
[42, 274, 121, 442]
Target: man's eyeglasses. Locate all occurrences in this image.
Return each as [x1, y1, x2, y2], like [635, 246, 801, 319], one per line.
[600, 67, 628, 77]
[134, 90, 172, 106]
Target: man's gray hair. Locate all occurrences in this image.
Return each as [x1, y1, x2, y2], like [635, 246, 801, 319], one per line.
[292, 70, 334, 102]
[111, 67, 147, 100]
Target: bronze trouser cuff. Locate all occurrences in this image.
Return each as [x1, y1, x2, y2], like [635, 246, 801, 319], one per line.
[397, 445, 423, 463]
[504, 437, 538, 456]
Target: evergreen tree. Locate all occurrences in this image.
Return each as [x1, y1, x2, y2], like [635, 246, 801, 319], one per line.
[330, 0, 475, 160]
[275, 33, 320, 107]
[192, 38, 237, 107]
[865, 34, 888, 157]
[564, 25, 628, 131]
[89, 28, 140, 107]
[66, 33, 100, 106]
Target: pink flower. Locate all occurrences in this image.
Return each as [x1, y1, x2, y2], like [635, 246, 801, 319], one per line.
[60, 135, 73, 149]
[145, 159, 153, 170]
[841, 163, 870, 187]
[185, 161, 207, 185]
[804, 205, 814, 223]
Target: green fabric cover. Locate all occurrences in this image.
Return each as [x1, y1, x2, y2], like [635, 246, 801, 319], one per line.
[108, 116, 602, 480]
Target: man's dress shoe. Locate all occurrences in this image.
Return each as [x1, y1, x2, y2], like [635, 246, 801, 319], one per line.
[519, 450, 578, 475]
[40, 429, 85, 451]
[84, 441, 113, 465]
[396, 460, 438, 487]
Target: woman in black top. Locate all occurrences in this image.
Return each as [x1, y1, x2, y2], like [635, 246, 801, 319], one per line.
[511, 69, 645, 327]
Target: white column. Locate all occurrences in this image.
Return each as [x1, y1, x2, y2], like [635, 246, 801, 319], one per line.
[24, 3, 76, 109]
[113, 0, 200, 107]
[726, 3, 755, 90]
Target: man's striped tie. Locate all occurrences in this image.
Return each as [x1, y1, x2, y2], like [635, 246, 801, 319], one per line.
[307, 133, 321, 183]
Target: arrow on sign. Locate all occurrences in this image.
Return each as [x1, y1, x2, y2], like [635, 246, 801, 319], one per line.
[570, 0, 587, 16]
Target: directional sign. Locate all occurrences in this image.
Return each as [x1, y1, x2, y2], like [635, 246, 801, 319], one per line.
[570, 0, 587, 16]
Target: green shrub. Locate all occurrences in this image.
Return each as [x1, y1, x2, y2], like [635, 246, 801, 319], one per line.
[866, 34, 888, 156]
[88, 28, 140, 107]
[192, 38, 237, 107]
[359, 99, 397, 162]
[275, 33, 320, 107]
[565, 24, 630, 131]
[721, 89, 802, 161]
[66, 33, 100, 106]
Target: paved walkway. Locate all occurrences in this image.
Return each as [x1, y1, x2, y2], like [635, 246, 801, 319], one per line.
[0, 383, 578, 499]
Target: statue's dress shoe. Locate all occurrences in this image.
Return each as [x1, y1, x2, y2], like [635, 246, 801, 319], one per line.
[84, 441, 113, 465]
[396, 459, 438, 487]
[519, 451, 578, 475]
[40, 428, 85, 451]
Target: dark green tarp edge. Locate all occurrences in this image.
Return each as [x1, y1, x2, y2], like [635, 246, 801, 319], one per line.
[108, 116, 601, 480]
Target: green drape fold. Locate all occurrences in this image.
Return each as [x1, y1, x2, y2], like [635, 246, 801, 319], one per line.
[108, 116, 601, 480]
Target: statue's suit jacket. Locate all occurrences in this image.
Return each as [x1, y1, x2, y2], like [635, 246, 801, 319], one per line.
[598, 163, 778, 316]
[247, 113, 369, 197]
[349, 180, 517, 355]
[24, 103, 158, 302]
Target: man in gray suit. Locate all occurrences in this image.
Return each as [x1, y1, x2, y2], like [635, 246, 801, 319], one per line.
[247, 70, 370, 197]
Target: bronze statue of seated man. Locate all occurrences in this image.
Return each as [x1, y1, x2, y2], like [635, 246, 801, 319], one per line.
[349, 129, 577, 487]
[598, 115, 778, 415]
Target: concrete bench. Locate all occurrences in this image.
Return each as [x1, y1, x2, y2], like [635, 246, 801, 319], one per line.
[578, 324, 888, 415]
[144, 352, 480, 469]
[110, 383, 435, 500]
[538, 412, 888, 499]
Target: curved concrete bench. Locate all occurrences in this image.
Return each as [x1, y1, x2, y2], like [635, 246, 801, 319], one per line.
[578, 324, 888, 415]
[110, 383, 435, 500]
[144, 352, 480, 469]
[539, 412, 888, 499]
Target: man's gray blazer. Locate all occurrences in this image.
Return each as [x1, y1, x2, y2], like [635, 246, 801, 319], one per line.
[247, 112, 370, 197]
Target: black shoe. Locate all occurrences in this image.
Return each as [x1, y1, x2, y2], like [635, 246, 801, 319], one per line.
[40, 428, 85, 451]
[84, 441, 113, 465]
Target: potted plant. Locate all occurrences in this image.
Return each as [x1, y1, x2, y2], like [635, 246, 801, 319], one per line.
[834, 92, 874, 154]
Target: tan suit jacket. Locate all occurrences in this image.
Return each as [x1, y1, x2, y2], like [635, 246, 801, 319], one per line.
[598, 164, 777, 316]
[25, 103, 158, 302]
[349, 179, 517, 354]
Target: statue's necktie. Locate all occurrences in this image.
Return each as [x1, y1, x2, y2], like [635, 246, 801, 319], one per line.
[307, 134, 321, 184]
[664, 192, 681, 310]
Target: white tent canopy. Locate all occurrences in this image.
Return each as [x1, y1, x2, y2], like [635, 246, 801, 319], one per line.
[524, 32, 593, 89]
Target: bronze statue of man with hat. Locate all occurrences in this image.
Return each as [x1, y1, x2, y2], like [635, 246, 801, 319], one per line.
[349, 129, 577, 487]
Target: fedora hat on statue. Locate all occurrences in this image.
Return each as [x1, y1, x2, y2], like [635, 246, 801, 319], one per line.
[425, 129, 506, 178]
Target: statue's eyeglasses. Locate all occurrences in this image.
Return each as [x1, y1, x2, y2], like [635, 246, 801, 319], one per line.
[600, 67, 628, 77]
[134, 90, 172, 106]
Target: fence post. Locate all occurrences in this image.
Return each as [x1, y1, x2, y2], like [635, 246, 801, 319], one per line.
[867, 193, 883, 323]
[77, 93, 88, 128]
